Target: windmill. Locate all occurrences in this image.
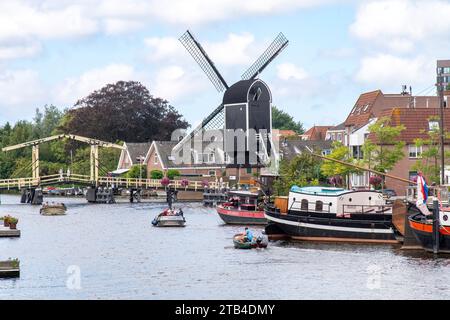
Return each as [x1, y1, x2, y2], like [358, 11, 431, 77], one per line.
[174, 30, 289, 168]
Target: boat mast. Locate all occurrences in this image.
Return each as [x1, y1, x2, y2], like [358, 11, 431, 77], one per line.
[309, 152, 415, 185]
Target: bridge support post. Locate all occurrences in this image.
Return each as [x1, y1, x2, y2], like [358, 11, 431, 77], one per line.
[129, 188, 141, 203]
[32, 145, 40, 180]
[90, 145, 99, 185]
[20, 188, 43, 205]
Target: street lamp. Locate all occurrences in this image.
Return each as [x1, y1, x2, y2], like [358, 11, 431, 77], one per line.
[136, 156, 145, 179]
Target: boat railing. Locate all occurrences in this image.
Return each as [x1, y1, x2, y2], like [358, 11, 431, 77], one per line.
[406, 186, 449, 205]
[342, 204, 392, 215]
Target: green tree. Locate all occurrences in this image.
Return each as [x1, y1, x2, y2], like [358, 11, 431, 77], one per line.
[362, 116, 405, 188]
[58, 81, 189, 142]
[320, 142, 359, 188]
[273, 152, 324, 196]
[272, 106, 304, 134]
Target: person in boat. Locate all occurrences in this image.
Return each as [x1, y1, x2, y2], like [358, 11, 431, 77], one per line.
[244, 227, 253, 243]
[416, 171, 432, 217]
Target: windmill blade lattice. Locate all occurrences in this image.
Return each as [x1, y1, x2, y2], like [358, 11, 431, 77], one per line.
[241, 33, 289, 80]
[179, 30, 229, 92]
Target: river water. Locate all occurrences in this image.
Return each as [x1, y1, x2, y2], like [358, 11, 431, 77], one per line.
[0, 194, 450, 300]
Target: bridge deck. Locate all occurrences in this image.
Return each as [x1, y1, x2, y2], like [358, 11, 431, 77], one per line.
[0, 173, 227, 191]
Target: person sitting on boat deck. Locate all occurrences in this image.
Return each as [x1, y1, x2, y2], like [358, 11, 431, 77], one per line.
[416, 171, 432, 217]
[244, 227, 253, 242]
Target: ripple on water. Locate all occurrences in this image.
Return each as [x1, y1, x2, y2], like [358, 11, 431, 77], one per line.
[1, 195, 450, 299]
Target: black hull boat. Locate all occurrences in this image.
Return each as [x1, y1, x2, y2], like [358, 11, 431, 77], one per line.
[264, 186, 398, 244]
[264, 209, 397, 243]
[408, 208, 450, 254]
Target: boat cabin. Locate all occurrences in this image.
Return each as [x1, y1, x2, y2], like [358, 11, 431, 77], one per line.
[225, 190, 262, 211]
[288, 186, 391, 216]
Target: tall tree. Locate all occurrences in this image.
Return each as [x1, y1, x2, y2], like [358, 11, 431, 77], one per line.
[320, 141, 360, 188]
[362, 116, 405, 187]
[58, 81, 189, 142]
[273, 152, 324, 195]
[272, 106, 305, 134]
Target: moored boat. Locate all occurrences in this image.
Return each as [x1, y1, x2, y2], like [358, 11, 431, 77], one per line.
[264, 186, 398, 243]
[40, 203, 67, 216]
[152, 208, 186, 227]
[408, 206, 450, 254]
[216, 190, 266, 225]
[233, 233, 268, 249]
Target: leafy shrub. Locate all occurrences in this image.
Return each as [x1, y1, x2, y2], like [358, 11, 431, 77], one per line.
[150, 170, 164, 179]
[167, 169, 180, 180]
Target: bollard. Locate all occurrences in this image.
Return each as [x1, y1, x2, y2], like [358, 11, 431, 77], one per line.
[432, 199, 440, 254]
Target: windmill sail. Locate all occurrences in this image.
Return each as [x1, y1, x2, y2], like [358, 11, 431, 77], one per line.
[241, 33, 289, 80]
[173, 104, 224, 152]
[179, 30, 229, 92]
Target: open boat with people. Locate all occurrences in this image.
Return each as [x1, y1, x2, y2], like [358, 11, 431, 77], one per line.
[264, 186, 398, 243]
[40, 202, 67, 216]
[152, 208, 186, 227]
[233, 233, 268, 249]
[216, 190, 266, 225]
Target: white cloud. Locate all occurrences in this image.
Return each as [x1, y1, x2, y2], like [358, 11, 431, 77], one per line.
[54, 64, 139, 105]
[152, 65, 209, 103]
[144, 37, 184, 62]
[0, 41, 42, 60]
[151, 0, 335, 25]
[350, 0, 450, 53]
[355, 54, 432, 87]
[0, 69, 46, 122]
[277, 63, 308, 81]
[204, 33, 255, 66]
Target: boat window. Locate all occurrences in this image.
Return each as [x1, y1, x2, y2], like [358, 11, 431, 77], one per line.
[301, 199, 308, 211]
[369, 197, 372, 201]
[329, 202, 332, 207]
[349, 198, 352, 202]
[315, 201, 323, 212]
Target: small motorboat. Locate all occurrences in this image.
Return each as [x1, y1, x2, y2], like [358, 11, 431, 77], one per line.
[40, 203, 67, 216]
[233, 233, 268, 249]
[152, 208, 186, 227]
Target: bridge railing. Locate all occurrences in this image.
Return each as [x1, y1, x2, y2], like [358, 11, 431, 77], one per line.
[99, 177, 228, 191]
[0, 173, 229, 191]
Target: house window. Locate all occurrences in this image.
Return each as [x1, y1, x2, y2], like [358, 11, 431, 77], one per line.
[337, 133, 342, 141]
[196, 153, 215, 163]
[154, 154, 158, 165]
[408, 145, 422, 158]
[209, 170, 216, 176]
[246, 167, 252, 174]
[429, 120, 439, 131]
[224, 153, 230, 164]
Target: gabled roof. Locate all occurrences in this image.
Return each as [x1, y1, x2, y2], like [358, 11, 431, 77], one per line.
[328, 121, 346, 131]
[344, 90, 381, 128]
[151, 140, 225, 169]
[126, 142, 152, 164]
[302, 126, 333, 140]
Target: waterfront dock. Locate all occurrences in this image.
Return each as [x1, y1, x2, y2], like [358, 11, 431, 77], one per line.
[0, 225, 20, 237]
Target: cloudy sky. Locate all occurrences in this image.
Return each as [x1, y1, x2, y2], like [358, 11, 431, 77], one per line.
[1, 0, 450, 129]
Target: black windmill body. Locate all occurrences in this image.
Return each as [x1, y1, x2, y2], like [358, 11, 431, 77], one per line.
[176, 30, 289, 168]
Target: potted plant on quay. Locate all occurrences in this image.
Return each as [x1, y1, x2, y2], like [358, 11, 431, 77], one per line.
[8, 217, 18, 230]
[3, 215, 11, 228]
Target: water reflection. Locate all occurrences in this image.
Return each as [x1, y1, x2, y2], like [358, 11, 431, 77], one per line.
[1, 195, 450, 299]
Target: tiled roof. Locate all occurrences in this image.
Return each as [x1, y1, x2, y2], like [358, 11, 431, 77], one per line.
[154, 140, 225, 169]
[328, 121, 346, 131]
[303, 126, 333, 140]
[344, 90, 381, 128]
[368, 108, 450, 144]
[126, 142, 152, 164]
